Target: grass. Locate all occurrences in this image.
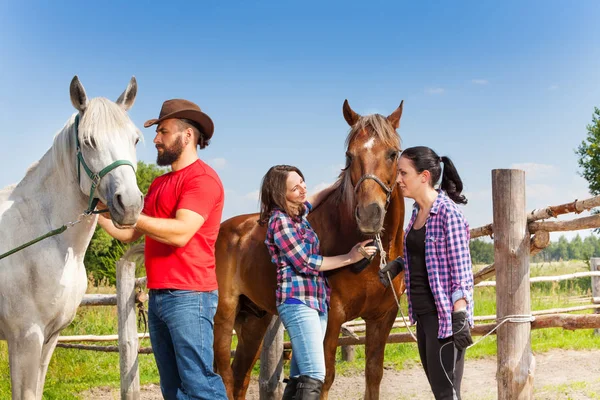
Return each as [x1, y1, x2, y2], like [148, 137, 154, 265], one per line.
[1, 260, 600, 398]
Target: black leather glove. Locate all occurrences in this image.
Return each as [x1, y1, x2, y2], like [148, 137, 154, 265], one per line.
[452, 309, 473, 351]
[350, 240, 379, 274]
[378, 257, 404, 287]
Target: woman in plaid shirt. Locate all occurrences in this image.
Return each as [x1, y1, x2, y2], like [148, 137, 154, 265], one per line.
[259, 165, 376, 400]
[380, 146, 474, 400]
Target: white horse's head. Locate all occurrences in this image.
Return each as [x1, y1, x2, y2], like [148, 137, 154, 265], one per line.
[69, 76, 143, 226]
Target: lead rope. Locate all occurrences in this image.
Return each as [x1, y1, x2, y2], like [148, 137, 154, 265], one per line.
[374, 233, 418, 343]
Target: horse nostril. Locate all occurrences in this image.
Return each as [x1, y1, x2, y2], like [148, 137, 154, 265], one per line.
[115, 194, 125, 210]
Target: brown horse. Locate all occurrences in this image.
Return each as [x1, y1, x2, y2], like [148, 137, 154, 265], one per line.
[214, 100, 406, 400]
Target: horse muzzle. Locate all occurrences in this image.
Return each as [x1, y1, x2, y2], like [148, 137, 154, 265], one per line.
[355, 203, 385, 234]
[108, 189, 143, 227]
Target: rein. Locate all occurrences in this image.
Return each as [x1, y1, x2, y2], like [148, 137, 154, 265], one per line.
[353, 167, 417, 341]
[0, 114, 134, 261]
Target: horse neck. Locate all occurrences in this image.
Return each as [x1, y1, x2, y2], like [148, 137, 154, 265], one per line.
[308, 189, 363, 254]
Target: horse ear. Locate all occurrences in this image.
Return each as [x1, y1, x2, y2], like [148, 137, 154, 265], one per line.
[387, 100, 404, 130]
[116, 76, 138, 111]
[70, 76, 87, 112]
[343, 99, 361, 127]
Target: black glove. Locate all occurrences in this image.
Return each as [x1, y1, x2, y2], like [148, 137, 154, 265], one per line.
[452, 309, 473, 351]
[350, 240, 379, 274]
[378, 257, 404, 287]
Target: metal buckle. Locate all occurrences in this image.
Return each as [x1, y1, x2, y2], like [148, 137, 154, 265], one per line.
[90, 173, 101, 187]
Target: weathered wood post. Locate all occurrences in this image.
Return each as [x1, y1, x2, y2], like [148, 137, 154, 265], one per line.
[116, 259, 140, 400]
[590, 258, 600, 335]
[341, 342, 356, 362]
[259, 315, 284, 399]
[492, 169, 534, 399]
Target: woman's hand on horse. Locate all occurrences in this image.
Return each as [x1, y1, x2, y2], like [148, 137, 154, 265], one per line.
[349, 240, 377, 263]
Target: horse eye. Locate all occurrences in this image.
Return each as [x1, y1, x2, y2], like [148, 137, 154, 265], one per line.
[85, 138, 97, 147]
[389, 151, 398, 161]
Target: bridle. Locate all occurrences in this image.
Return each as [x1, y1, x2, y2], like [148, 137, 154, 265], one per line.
[74, 114, 136, 214]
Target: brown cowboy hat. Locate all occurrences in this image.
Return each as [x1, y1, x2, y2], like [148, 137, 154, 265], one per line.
[144, 99, 214, 141]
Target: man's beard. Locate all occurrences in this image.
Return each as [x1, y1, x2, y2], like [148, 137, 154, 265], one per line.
[156, 135, 184, 166]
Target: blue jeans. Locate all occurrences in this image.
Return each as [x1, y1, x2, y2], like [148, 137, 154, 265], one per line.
[277, 301, 328, 382]
[148, 289, 227, 400]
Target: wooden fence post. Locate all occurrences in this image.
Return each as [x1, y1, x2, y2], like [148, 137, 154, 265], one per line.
[591, 258, 600, 335]
[492, 169, 534, 400]
[259, 315, 284, 399]
[116, 259, 140, 400]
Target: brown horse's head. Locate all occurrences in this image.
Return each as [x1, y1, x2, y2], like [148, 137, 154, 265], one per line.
[337, 99, 403, 234]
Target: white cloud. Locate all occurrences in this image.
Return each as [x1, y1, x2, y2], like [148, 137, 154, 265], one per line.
[425, 87, 445, 95]
[463, 189, 492, 202]
[510, 163, 557, 180]
[244, 190, 259, 201]
[471, 79, 488, 85]
[312, 182, 333, 193]
[208, 157, 227, 170]
[548, 85, 559, 91]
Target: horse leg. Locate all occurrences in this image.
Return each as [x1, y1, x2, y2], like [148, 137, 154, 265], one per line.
[363, 309, 398, 400]
[36, 331, 60, 400]
[214, 294, 240, 399]
[7, 328, 44, 400]
[232, 312, 272, 400]
[321, 311, 344, 400]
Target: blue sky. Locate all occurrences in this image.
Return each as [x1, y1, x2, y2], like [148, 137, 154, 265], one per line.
[1, 1, 599, 240]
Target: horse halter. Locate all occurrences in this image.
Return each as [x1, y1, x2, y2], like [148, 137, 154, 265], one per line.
[74, 114, 136, 214]
[353, 174, 397, 206]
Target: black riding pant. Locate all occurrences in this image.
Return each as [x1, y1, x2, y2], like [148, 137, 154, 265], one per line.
[415, 312, 465, 400]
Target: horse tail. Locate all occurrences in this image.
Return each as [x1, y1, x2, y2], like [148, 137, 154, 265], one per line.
[123, 243, 145, 264]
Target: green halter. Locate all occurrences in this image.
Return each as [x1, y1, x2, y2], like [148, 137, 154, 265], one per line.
[74, 114, 136, 214]
[0, 115, 137, 260]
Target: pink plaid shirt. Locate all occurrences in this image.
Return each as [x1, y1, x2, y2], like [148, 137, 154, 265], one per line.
[265, 202, 330, 312]
[404, 191, 474, 338]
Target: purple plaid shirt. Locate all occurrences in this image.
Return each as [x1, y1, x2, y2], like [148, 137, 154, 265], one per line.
[265, 202, 330, 312]
[404, 191, 474, 338]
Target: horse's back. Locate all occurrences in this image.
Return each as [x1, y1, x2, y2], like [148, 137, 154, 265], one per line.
[216, 213, 277, 314]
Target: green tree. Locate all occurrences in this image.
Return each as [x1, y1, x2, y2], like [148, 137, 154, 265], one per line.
[576, 107, 600, 195]
[568, 234, 584, 260]
[556, 236, 569, 261]
[85, 161, 166, 285]
[469, 239, 494, 264]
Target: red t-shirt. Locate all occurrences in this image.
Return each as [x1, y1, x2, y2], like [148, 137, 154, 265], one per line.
[143, 159, 224, 291]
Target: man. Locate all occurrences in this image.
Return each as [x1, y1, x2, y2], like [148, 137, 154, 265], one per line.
[97, 99, 227, 400]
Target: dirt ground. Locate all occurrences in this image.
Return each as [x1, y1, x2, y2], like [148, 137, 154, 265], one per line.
[83, 349, 600, 399]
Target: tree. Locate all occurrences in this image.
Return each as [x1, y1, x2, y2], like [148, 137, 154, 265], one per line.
[568, 234, 584, 260]
[85, 161, 166, 285]
[470, 239, 494, 265]
[576, 107, 600, 195]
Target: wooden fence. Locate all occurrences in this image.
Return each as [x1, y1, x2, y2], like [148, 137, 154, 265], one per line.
[59, 169, 600, 400]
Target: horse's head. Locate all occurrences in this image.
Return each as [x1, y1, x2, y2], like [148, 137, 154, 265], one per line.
[69, 76, 143, 227]
[340, 100, 403, 235]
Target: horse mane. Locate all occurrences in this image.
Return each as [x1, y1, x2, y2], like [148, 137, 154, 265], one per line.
[45, 98, 141, 184]
[326, 114, 401, 220]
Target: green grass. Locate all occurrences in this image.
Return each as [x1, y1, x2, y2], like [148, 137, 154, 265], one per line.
[1, 260, 600, 398]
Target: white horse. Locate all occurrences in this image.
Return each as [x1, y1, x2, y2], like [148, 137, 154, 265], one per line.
[0, 76, 143, 400]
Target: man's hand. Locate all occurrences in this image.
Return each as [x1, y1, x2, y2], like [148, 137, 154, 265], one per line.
[378, 257, 404, 287]
[452, 309, 473, 351]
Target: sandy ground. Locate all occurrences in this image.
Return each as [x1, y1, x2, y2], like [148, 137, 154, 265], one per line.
[83, 349, 600, 399]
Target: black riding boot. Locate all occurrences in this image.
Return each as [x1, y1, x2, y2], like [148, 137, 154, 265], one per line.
[282, 376, 299, 400]
[294, 375, 323, 400]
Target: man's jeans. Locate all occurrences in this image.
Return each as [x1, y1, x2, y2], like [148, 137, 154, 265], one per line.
[148, 289, 227, 400]
[277, 301, 328, 382]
